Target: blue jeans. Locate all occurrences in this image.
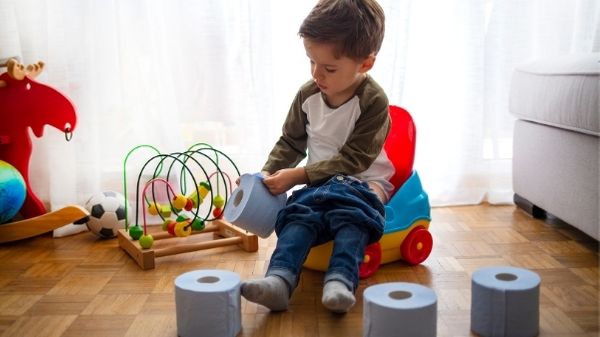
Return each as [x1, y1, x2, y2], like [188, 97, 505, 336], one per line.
[266, 175, 385, 293]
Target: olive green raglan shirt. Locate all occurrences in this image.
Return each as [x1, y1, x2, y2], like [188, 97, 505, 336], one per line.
[262, 75, 394, 194]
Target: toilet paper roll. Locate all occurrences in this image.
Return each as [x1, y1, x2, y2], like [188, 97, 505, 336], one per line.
[223, 173, 287, 238]
[363, 282, 437, 337]
[174, 269, 241, 337]
[470, 266, 541, 337]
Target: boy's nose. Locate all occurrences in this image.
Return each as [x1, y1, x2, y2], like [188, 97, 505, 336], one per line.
[312, 67, 324, 81]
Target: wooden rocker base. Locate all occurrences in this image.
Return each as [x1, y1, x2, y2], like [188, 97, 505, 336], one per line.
[118, 219, 259, 270]
[0, 205, 90, 244]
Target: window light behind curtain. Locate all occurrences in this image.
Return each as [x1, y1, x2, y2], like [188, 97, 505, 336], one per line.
[0, 0, 598, 221]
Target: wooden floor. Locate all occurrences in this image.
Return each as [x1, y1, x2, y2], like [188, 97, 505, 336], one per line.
[0, 204, 598, 337]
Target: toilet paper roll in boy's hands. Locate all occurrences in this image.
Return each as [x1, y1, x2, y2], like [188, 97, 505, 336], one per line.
[223, 173, 287, 238]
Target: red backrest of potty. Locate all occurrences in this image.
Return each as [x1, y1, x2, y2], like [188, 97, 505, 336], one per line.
[0, 61, 77, 219]
[384, 105, 416, 194]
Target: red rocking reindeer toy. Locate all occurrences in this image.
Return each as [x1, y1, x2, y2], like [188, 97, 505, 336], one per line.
[0, 58, 89, 243]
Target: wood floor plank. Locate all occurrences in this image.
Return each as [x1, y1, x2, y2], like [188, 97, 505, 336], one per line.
[0, 294, 42, 315]
[0, 316, 18, 336]
[570, 267, 599, 286]
[61, 314, 135, 337]
[1, 315, 77, 337]
[25, 295, 94, 316]
[81, 294, 149, 315]
[47, 273, 113, 296]
[124, 314, 177, 337]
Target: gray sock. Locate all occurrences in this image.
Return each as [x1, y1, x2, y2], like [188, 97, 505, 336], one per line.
[322, 280, 355, 313]
[241, 275, 289, 311]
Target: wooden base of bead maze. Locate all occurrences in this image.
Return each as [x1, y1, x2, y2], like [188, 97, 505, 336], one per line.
[118, 219, 258, 270]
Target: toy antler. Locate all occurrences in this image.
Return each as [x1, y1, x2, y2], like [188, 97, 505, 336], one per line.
[26, 61, 45, 78]
[3, 58, 44, 80]
[0, 58, 44, 88]
[6, 59, 26, 80]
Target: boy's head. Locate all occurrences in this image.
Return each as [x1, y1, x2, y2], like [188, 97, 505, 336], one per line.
[299, 0, 385, 61]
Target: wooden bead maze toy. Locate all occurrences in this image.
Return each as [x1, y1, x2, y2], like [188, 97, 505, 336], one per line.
[118, 144, 257, 269]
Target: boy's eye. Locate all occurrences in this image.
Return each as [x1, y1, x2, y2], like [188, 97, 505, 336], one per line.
[325, 68, 336, 73]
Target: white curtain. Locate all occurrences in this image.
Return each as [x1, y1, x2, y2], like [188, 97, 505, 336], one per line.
[1, 0, 598, 227]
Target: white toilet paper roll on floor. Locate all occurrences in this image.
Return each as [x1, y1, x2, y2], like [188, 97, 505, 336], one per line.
[363, 282, 437, 337]
[223, 173, 287, 238]
[175, 269, 241, 337]
[470, 266, 541, 337]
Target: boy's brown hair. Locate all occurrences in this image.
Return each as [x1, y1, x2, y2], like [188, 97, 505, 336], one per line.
[299, 0, 385, 60]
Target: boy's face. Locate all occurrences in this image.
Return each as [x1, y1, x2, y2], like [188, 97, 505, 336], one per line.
[303, 38, 374, 106]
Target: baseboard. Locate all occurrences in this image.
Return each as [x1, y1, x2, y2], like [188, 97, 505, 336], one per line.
[513, 194, 546, 219]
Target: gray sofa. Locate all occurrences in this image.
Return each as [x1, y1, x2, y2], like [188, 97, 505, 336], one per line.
[510, 53, 599, 241]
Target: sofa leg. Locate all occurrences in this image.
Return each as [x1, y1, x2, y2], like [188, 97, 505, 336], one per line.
[514, 194, 547, 219]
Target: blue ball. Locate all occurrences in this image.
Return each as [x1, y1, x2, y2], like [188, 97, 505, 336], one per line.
[0, 160, 26, 224]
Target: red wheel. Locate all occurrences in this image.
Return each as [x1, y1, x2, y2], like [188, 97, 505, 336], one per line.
[400, 226, 433, 265]
[359, 242, 382, 279]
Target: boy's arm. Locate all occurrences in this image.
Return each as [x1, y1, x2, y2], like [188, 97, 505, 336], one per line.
[304, 92, 390, 185]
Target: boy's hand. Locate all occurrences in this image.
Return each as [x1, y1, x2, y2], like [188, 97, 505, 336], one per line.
[262, 167, 308, 195]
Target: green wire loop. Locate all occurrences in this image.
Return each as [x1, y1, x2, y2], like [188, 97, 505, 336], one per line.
[122, 144, 161, 230]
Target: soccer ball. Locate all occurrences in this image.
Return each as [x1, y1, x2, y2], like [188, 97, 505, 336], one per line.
[84, 191, 130, 238]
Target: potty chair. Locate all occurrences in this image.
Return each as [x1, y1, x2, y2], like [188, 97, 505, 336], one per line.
[303, 105, 432, 278]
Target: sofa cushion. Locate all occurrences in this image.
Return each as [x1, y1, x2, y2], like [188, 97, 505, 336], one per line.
[509, 53, 599, 136]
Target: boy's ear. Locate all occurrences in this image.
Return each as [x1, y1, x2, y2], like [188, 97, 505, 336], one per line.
[359, 54, 376, 73]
